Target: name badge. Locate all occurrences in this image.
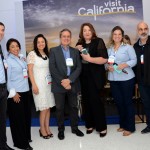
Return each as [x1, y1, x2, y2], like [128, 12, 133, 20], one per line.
[66, 58, 73, 67]
[140, 55, 144, 64]
[23, 69, 28, 78]
[108, 55, 115, 64]
[45, 74, 52, 85]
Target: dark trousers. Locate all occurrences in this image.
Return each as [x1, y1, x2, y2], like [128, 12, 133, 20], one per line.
[138, 84, 150, 127]
[80, 69, 107, 132]
[0, 86, 7, 148]
[110, 78, 135, 132]
[8, 92, 31, 149]
[54, 92, 78, 132]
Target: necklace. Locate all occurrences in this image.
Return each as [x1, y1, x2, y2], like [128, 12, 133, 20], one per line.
[41, 55, 47, 60]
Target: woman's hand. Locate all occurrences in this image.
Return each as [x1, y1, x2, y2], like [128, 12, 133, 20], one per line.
[76, 45, 83, 51]
[107, 65, 114, 72]
[13, 93, 21, 103]
[32, 84, 39, 95]
[117, 63, 128, 70]
[81, 53, 91, 62]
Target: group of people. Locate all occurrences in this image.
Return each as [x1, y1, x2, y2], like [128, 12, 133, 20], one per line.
[0, 21, 150, 150]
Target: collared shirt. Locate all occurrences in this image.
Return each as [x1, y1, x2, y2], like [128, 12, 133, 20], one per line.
[107, 44, 137, 81]
[7, 53, 29, 92]
[61, 45, 71, 76]
[0, 54, 5, 83]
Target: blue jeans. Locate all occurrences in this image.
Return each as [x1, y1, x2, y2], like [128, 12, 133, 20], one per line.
[110, 78, 135, 132]
[138, 84, 150, 128]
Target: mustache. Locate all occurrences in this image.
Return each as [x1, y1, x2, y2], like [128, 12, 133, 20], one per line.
[139, 32, 149, 39]
[141, 32, 148, 36]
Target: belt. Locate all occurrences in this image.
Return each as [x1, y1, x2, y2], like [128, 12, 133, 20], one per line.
[0, 83, 6, 88]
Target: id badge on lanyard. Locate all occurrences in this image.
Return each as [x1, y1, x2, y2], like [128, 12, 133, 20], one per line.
[108, 55, 115, 64]
[23, 69, 28, 78]
[45, 74, 52, 85]
[66, 58, 73, 67]
[140, 55, 144, 64]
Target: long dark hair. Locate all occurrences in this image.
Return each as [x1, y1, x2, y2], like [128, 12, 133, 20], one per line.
[78, 23, 97, 44]
[33, 34, 49, 58]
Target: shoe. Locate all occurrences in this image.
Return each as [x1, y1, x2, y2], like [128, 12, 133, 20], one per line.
[48, 133, 54, 138]
[2, 144, 14, 150]
[58, 131, 65, 140]
[28, 139, 32, 142]
[123, 130, 132, 136]
[141, 126, 150, 134]
[99, 130, 107, 137]
[72, 129, 84, 137]
[39, 129, 50, 139]
[25, 145, 33, 150]
[86, 128, 93, 134]
[117, 128, 124, 132]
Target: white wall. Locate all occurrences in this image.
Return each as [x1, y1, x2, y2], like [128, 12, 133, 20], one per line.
[0, 0, 150, 56]
[0, 0, 25, 56]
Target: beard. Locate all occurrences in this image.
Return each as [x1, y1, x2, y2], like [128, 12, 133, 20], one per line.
[139, 32, 149, 40]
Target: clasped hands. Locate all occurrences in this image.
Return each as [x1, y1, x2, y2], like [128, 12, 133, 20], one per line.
[61, 79, 71, 90]
[107, 63, 127, 72]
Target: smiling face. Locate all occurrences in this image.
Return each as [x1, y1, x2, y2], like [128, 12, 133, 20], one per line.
[37, 37, 46, 51]
[60, 30, 71, 47]
[112, 29, 123, 44]
[83, 25, 92, 41]
[0, 25, 5, 41]
[9, 41, 20, 57]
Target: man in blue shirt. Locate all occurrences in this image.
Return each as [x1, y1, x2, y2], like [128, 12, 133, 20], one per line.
[0, 22, 14, 150]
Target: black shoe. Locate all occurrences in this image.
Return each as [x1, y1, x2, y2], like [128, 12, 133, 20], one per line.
[100, 130, 107, 137]
[100, 132, 107, 137]
[2, 144, 14, 150]
[86, 129, 93, 134]
[58, 131, 65, 140]
[25, 146, 33, 150]
[39, 129, 50, 139]
[48, 132, 54, 138]
[72, 129, 84, 137]
[28, 139, 32, 143]
[141, 126, 150, 134]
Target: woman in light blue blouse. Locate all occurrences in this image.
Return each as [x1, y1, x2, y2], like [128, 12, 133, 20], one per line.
[6, 38, 32, 150]
[107, 26, 137, 136]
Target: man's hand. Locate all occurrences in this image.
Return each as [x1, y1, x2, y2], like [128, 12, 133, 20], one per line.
[61, 79, 71, 89]
[65, 84, 71, 90]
